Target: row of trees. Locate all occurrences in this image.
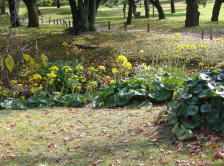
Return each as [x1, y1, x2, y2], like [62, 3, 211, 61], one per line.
[125, 0, 222, 27]
[0, 0, 223, 33]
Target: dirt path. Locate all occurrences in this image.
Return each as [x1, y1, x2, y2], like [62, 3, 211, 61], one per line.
[20, 17, 218, 40]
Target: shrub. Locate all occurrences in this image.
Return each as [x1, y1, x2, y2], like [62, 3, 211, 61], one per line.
[168, 69, 224, 140]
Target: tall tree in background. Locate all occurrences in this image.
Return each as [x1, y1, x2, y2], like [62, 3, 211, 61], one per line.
[0, 0, 6, 15]
[123, 0, 127, 18]
[211, 0, 222, 21]
[68, 0, 102, 34]
[56, 0, 60, 8]
[127, 0, 134, 24]
[23, 0, 39, 27]
[144, 0, 149, 18]
[170, 0, 175, 13]
[149, 0, 165, 19]
[7, 0, 20, 27]
[185, 0, 200, 27]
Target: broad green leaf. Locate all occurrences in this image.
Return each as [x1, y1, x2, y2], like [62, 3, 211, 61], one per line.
[176, 126, 185, 137]
[178, 129, 193, 141]
[186, 105, 198, 116]
[200, 103, 212, 113]
[149, 89, 171, 102]
[182, 120, 197, 129]
[168, 113, 178, 125]
[193, 85, 203, 94]
[199, 89, 211, 98]
[171, 123, 179, 134]
[5, 55, 14, 72]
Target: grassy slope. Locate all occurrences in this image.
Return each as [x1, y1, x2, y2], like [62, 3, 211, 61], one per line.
[0, 107, 224, 166]
[1, 19, 224, 79]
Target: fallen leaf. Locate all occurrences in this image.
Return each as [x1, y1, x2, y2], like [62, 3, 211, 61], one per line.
[160, 157, 168, 164]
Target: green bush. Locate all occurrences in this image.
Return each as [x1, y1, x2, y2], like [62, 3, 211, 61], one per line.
[168, 69, 224, 140]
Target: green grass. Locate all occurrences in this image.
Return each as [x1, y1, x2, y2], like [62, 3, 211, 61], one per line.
[13, 1, 224, 34]
[0, 107, 223, 166]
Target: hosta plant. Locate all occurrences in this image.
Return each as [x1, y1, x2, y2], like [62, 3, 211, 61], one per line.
[168, 69, 224, 141]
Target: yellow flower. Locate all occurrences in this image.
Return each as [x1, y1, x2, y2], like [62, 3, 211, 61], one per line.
[76, 65, 84, 70]
[49, 66, 59, 71]
[174, 33, 181, 38]
[73, 83, 82, 90]
[123, 62, 132, 70]
[30, 74, 42, 82]
[73, 75, 79, 80]
[20, 96, 25, 100]
[88, 66, 96, 71]
[109, 80, 115, 85]
[112, 68, 118, 74]
[30, 87, 36, 93]
[98, 66, 106, 71]
[105, 76, 111, 80]
[10, 80, 17, 84]
[199, 45, 208, 50]
[61, 42, 68, 47]
[216, 38, 223, 41]
[116, 55, 128, 64]
[2, 90, 9, 96]
[86, 81, 98, 90]
[80, 76, 86, 82]
[13, 91, 19, 96]
[161, 50, 167, 56]
[46, 72, 57, 78]
[139, 50, 144, 54]
[38, 85, 43, 90]
[17, 84, 23, 88]
[62, 66, 72, 73]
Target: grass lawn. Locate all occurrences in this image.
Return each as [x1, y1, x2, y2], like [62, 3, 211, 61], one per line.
[0, 107, 224, 166]
[13, 1, 224, 34]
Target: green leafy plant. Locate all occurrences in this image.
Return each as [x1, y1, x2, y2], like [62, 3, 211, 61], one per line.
[168, 69, 224, 140]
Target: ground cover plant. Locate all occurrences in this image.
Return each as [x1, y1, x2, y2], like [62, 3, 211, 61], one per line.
[168, 69, 224, 140]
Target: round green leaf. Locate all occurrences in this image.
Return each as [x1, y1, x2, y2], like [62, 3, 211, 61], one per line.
[200, 103, 212, 113]
[186, 105, 198, 116]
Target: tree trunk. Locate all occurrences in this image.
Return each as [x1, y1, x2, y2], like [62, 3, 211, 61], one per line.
[127, 0, 134, 24]
[149, 0, 165, 19]
[170, 0, 175, 13]
[69, 0, 101, 34]
[185, 0, 200, 27]
[23, 0, 39, 27]
[7, 0, 20, 27]
[211, 0, 222, 22]
[123, 0, 127, 18]
[89, 0, 96, 31]
[56, 0, 60, 8]
[0, 0, 6, 15]
[144, 0, 149, 18]
[69, 0, 81, 34]
[78, 0, 89, 32]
